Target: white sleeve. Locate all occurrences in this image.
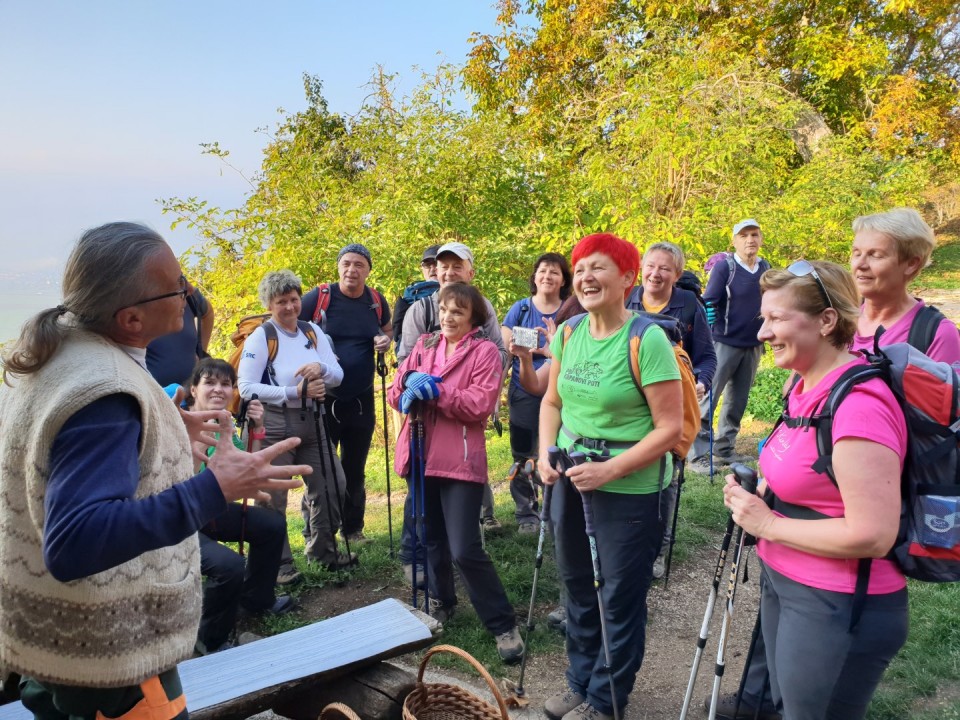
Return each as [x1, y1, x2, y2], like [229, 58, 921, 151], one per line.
[312, 325, 343, 388]
[237, 326, 290, 406]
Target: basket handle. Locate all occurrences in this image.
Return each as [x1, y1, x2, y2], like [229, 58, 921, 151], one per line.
[416, 644, 509, 720]
[319, 702, 361, 720]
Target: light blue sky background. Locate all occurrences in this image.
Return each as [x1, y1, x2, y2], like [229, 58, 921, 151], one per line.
[0, 1, 501, 276]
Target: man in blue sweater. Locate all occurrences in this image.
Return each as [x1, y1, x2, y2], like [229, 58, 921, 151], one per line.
[689, 219, 770, 472]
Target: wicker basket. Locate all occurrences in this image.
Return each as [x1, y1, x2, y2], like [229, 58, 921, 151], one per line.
[402, 644, 509, 720]
[319, 702, 362, 720]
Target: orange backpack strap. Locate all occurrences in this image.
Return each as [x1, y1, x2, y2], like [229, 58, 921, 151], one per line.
[95, 676, 186, 720]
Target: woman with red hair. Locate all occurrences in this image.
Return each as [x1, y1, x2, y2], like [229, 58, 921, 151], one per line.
[538, 233, 683, 720]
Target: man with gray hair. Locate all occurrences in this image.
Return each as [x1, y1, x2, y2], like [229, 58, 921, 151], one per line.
[689, 219, 770, 473]
[299, 243, 392, 544]
[0, 222, 307, 719]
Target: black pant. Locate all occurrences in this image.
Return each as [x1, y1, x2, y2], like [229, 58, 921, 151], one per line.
[422, 478, 516, 635]
[198, 503, 285, 649]
[325, 390, 375, 536]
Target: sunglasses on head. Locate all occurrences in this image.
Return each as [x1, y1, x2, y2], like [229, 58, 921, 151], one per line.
[786, 260, 833, 310]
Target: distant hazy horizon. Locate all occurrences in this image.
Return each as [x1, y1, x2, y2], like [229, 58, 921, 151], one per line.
[0, 291, 60, 344]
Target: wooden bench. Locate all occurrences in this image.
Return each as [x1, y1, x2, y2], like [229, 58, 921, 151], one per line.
[0, 598, 436, 720]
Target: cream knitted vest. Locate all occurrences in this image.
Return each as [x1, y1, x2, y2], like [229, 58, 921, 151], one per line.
[0, 329, 200, 687]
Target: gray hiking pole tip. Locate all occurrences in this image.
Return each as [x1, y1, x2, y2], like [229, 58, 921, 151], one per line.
[707, 463, 757, 720]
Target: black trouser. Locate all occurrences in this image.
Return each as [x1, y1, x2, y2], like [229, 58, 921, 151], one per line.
[422, 478, 516, 635]
[325, 389, 375, 536]
[508, 385, 541, 525]
[198, 503, 285, 649]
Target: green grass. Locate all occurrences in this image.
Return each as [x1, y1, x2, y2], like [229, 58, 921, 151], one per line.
[915, 224, 960, 292]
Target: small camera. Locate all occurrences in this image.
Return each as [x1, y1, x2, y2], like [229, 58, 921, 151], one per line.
[512, 326, 539, 349]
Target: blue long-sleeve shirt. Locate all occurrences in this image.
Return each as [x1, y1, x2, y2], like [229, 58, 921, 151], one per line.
[44, 393, 226, 581]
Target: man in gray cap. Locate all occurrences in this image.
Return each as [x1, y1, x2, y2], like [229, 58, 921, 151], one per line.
[396, 239, 508, 583]
[300, 243, 392, 545]
[689, 219, 771, 473]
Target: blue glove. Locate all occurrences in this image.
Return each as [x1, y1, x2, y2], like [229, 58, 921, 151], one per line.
[403, 371, 442, 401]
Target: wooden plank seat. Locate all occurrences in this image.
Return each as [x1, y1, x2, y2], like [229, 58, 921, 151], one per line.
[0, 598, 435, 720]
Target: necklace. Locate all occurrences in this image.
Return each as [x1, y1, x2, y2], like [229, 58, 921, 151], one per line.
[590, 315, 629, 341]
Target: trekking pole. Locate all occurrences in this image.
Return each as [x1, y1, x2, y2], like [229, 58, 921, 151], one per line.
[732, 607, 766, 720]
[707, 463, 758, 720]
[572, 451, 621, 720]
[309, 387, 345, 588]
[704, 300, 717, 484]
[708, 384, 715, 483]
[235, 394, 259, 558]
[663, 457, 684, 587]
[679, 505, 737, 719]
[409, 405, 430, 613]
[515, 446, 559, 698]
[376, 351, 394, 557]
[320, 402, 354, 569]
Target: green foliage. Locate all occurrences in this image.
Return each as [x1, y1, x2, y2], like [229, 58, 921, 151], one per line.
[745, 364, 791, 424]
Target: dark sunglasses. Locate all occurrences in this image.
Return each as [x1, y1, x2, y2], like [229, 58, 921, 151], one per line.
[113, 274, 188, 317]
[786, 260, 833, 309]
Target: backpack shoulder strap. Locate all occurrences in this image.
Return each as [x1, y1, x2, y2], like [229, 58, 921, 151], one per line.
[809, 363, 888, 484]
[368, 287, 386, 326]
[261, 321, 280, 384]
[559, 313, 587, 353]
[907, 303, 946, 355]
[724, 253, 736, 286]
[423, 294, 439, 333]
[296, 320, 318, 349]
[626, 313, 657, 393]
[517, 298, 532, 325]
[311, 283, 332, 328]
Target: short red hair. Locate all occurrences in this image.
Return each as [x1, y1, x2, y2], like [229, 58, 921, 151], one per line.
[571, 233, 639, 299]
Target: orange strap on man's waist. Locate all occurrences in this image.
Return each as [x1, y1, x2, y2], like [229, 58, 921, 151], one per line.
[95, 675, 186, 720]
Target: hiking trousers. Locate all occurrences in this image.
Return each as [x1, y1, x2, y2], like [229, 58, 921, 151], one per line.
[760, 564, 908, 720]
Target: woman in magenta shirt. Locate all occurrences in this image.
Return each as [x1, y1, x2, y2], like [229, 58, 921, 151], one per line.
[724, 261, 908, 720]
[851, 207, 960, 361]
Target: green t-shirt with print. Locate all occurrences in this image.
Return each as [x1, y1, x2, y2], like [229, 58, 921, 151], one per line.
[550, 315, 680, 494]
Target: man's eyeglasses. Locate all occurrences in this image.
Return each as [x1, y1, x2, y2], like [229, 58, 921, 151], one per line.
[420, 260, 437, 268]
[787, 260, 833, 310]
[113, 274, 188, 316]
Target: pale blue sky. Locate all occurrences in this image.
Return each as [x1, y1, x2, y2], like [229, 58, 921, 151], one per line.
[0, 1, 501, 275]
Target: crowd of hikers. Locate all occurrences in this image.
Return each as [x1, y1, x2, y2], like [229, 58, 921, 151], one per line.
[1, 207, 958, 720]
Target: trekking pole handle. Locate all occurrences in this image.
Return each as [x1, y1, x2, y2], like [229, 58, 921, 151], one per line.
[547, 445, 562, 473]
[237, 397, 250, 432]
[730, 463, 758, 496]
[376, 351, 388, 378]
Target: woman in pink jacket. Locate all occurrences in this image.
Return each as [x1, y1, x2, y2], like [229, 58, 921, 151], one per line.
[389, 283, 524, 664]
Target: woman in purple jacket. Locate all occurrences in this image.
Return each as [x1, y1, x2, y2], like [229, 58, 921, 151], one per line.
[389, 283, 524, 664]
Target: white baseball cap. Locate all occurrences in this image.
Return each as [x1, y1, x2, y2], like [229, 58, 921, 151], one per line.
[732, 219, 761, 236]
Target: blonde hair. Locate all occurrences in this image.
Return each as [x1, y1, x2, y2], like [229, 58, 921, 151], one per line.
[760, 262, 859, 349]
[852, 208, 935, 280]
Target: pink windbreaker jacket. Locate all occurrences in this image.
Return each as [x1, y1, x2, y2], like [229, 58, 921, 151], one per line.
[389, 328, 501, 484]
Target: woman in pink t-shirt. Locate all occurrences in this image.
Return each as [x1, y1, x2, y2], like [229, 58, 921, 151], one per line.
[724, 261, 908, 720]
[851, 207, 960, 360]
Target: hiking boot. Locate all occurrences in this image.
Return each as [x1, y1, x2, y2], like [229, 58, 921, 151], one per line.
[276, 564, 302, 586]
[317, 551, 358, 571]
[705, 693, 781, 720]
[544, 688, 586, 720]
[480, 515, 503, 532]
[517, 520, 540, 535]
[265, 595, 296, 616]
[546, 605, 567, 634]
[687, 456, 713, 476]
[562, 702, 614, 720]
[652, 553, 666, 579]
[424, 597, 455, 624]
[714, 452, 753, 466]
[495, 626, 524, 664]
[344, 531, 371, 545]
[403, 563, 427, 589]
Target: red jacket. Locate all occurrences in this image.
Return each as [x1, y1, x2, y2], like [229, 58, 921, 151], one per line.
[389, 328, 501, 484]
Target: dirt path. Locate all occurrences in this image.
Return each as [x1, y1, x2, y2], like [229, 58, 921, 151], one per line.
[290, 527, 761, 719]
